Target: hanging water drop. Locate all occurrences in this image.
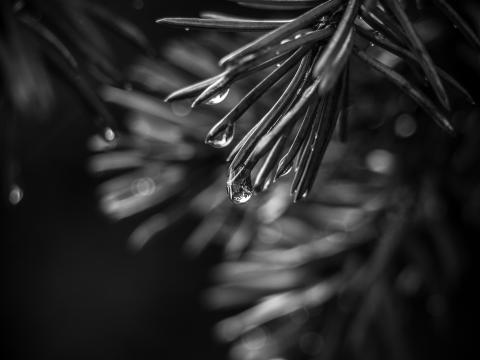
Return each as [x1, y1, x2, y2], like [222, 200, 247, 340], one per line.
[206, 88, 230, 105]
[206, 122, 235, 148]
[103, 127, 116, 142]
[9, 184, 23, 205]
[226, 167, 253, 204]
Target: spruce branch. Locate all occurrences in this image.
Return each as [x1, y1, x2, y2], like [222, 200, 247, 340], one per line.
[158, 0, 479, 204]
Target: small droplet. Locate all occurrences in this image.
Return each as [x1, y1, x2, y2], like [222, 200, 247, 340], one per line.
[131, 177, 156, 197]
[240, 327, 268, 351]
[13, 0, 25, 12]
[184, 27, 190, 31]
[206, 88, 230, 105]
[9, 184, 23, 205]
[276, 63, 281, 68]
[280, 38, 290, 44]
[226, 167, 253, 204]
[366, 149, 395, 174]
[103, 127, 116, 142]
[205, 122, 235, 148]
[369, 41, 375, 47]
[395, 113, 417, 138]
[294, 33, 302, 39]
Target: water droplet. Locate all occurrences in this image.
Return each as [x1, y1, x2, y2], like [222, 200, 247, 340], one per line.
[294, 33, 302, 39]
[103, 127, 116, 142]
[13, 0, 25, 12]
[131, 177, 156, 196]
[395, 113, 417, 138]
[280, 38, 290, 44]
[9, 184, 23, 205]
[369, 41, 375, 47]
[226, 167, 253, 204]
[241, 327, 268, 351]
[206, 88, 229, 105]
[184, 27, 190, 31]
[366, 149, 395, 174]
[276, 63, 281, 68]
[206, 122, 235, 148]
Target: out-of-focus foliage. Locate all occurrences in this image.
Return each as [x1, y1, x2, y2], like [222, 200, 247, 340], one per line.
[1, 0, 150, 204]
[91, 16, 479, 358]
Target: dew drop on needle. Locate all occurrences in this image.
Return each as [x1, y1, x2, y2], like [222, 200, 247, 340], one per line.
[206, 88, 230, 105]
[103, 127, 116, 142]
[226, 167, 253, 204]
[9, 184, 23, 205]
[205, 122, 235, 148]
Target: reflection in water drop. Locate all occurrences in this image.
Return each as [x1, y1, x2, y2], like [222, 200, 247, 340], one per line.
[206, 88, 230, 105]
[9, 184, 23, 205]
[227, 167, 253, 204]
[206, 122, 235, 148]
[104, 127, 116, 142]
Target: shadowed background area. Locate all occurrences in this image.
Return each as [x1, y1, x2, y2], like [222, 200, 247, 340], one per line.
[1, 1, 477, 360]
[1, 1, 231, 360]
